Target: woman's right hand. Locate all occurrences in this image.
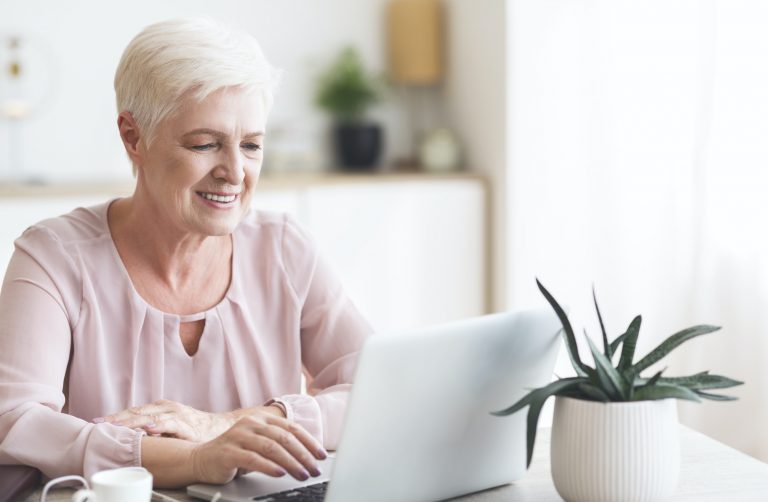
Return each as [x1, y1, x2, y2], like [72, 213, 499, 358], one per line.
[189, 413, 327, 484]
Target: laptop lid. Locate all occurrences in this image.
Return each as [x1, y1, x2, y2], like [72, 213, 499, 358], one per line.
[325, 309, 561, 502]
[188, 309, 560, 502]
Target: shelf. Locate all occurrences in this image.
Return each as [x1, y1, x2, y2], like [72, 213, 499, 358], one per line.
[0, 171, 484, 198]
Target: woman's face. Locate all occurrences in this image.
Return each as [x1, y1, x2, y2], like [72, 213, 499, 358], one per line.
[136, 86, 267, 237]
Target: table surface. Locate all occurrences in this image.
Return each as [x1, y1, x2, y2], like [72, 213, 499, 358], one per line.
[29, 425, 768, 501]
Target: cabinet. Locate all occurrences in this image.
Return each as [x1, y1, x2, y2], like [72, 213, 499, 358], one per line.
[0, 174, 487, 332]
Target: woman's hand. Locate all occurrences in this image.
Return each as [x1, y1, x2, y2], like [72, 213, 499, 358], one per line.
[190, 414, 327, 485]
[99, 399, 282, 443]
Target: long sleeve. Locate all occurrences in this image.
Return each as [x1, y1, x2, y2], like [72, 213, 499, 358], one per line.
[274, 217, 372, 449]
[0, 227, 143, 479]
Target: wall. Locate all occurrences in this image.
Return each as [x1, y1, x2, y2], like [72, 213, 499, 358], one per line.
[443, 0, 509, 312]
[500, 0, 768, 463]
[0, 0, 407, 182]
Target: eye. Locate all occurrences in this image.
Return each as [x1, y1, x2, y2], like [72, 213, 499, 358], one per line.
[191, 143, 217, 151]
[241, 142, 262, 152]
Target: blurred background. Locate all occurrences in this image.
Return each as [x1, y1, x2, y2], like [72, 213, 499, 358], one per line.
[2, 0, 768, 464]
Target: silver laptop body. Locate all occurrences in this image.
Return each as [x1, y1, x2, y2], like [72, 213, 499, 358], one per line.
[188, 309, 561, 502]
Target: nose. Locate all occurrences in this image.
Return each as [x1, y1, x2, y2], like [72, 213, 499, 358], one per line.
[212, 144, 246, 185]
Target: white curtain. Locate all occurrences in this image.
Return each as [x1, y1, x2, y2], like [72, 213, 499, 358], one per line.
[505, 0, 768, 460]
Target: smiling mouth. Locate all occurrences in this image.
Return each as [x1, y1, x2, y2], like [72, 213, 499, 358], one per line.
[196, 191, 240, 205]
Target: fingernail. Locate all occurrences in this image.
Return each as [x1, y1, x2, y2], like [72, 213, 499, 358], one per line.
[298, 469, 310, 481]
[310, 466, 321, 477]
[274, 467, 287, 477]
[316, 448, 327, 459]
[92, 417, 105, 424]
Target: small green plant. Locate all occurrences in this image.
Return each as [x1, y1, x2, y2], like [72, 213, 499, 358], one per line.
[493, 279, 743, 467]
[315, 47, 381, 123]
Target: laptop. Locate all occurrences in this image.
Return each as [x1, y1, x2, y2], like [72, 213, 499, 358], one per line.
[188, 309, 561, 502]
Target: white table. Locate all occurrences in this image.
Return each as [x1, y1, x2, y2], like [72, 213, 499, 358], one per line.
[458, 426, 768, 501]
[28, 426, 768, 501]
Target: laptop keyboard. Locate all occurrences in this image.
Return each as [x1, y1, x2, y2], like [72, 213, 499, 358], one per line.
[251, 481, 328, 501]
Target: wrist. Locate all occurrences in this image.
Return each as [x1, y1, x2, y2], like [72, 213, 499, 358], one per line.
[266, 400, 287, 418]
[219, 410, 238, 430]
[189, 441, 206, 483]
[141, 436, 198, 488]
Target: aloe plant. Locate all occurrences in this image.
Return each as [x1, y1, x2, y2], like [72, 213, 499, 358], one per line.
[492, 279, 743, 468]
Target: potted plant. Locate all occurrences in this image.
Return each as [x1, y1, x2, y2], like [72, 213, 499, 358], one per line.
[315, 47, 383, 171]
[493, 280, 743, 502]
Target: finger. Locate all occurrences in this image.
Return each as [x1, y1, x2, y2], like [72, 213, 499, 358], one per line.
[240, 421, 319, 479]
[233, 421, 311, 480]
[266, 415, 327, 460]
[256, 434, 312, 481]
[232, 449, 287, 478]
[145, 417, 196, 441]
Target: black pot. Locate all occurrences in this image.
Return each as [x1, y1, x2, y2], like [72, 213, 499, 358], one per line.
[333, 123, 383, 171]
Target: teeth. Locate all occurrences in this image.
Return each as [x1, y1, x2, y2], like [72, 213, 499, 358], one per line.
[200, 192, 237, 203]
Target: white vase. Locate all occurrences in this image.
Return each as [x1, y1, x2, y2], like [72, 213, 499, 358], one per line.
[551, 396, 680, 502]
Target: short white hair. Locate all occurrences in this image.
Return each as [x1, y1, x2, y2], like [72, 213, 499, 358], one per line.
[114, 17, 280, 170]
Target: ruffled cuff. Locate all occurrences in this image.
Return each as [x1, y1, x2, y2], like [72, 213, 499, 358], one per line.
[132, 428, 145, 467]
[82, 424, 145, 479]
[268, 394, 323, 445]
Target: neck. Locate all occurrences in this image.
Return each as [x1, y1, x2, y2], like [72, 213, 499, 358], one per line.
[108, 190, 229, 292]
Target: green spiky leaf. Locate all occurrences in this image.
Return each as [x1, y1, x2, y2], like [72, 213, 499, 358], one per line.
[618, 316, 642, 373]
[609, 331, 629, 358]
[632, 325, 721, 375]
[593, 286, 610, 359]
[536, 280, 589, 377]
[577, 382, 611, 402]
[695, 390, 739, 401]
[657, 373, 743, 390]
[636, 368, 666, 389]
[632, 384, 701, 402]
[585, 335, 627, 400]
[491, 378, 583, 467]
[491, 377, 584, 416]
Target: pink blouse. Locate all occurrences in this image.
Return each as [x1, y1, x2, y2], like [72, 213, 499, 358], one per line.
[0, 201, 372, 479]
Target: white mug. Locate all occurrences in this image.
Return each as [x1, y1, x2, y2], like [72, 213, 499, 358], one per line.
[72, 467, 153, 502]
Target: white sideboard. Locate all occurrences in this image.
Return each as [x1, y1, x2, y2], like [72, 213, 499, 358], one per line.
[0, 173, 487, 332]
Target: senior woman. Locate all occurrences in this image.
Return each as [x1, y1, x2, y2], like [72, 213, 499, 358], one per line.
[0, 18, 371, 488]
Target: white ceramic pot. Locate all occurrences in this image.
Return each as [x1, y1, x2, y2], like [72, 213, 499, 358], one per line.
[551, 396, 680, 502]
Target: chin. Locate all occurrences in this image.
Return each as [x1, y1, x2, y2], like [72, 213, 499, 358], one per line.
[205, 220, 240, 236]
[187, 200, 249, 236]
[193, 213, 242, 236]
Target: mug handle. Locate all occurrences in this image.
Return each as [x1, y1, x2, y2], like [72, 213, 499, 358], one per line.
[72, 488, 96, 502]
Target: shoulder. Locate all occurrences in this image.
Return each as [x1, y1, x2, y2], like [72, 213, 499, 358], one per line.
[12, 200, 111, 292]
[236, 209, 315, 250]
[236, 210, 319, 302]
[17, 201, 110, 250]
[8, 201, 111, 326]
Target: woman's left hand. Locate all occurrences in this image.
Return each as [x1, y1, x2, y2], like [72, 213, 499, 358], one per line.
[98, 399, 237, 443]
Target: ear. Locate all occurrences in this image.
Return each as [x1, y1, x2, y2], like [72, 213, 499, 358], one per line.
[117, 111, 143, 166]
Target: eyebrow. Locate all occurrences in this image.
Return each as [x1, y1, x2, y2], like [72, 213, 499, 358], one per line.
[182, 128, 264, 139]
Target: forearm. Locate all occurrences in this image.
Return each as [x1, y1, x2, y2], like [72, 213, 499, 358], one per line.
[0, 404, 142, 480]
[140, 436, 197, 488]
